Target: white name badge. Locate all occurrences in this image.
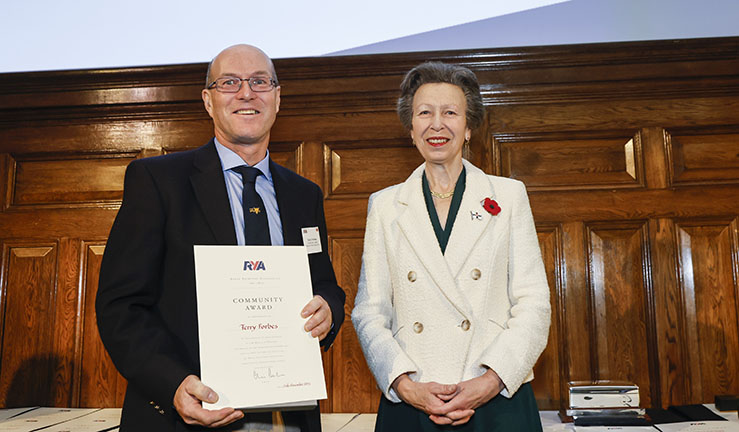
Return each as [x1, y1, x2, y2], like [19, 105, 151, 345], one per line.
[301, 227, 322, 254]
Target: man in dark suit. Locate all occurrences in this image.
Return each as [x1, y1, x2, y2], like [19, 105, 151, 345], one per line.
[96, 44, 345, 431]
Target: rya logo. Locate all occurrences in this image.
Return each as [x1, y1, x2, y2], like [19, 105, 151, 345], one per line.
[243, 260, 266, 271]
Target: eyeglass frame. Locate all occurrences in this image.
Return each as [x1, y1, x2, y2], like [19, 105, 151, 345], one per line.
[206, 76, 280, 93]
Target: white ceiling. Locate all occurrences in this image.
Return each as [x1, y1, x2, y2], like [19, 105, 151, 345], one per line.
[1, 0, 736, 74]
[331, 0, 739, 55]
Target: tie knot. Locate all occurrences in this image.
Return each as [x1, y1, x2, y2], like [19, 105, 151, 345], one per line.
[236, 166, 261, 184]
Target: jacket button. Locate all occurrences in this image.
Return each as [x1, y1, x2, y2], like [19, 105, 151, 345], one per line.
[159, 409, 165, 415]
[408, 271, 417, 282]
[149, 401, 155, 405]
[413, 322, 424, 333]
[154, 405, 160, 410]
[461, 320, 471, 331]
[471, 268, 481, 280]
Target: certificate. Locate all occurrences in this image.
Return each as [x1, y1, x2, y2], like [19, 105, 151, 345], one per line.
[194, 245, 327, 410]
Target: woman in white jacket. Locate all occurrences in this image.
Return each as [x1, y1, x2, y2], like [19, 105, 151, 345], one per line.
[352, 62, 551, 431]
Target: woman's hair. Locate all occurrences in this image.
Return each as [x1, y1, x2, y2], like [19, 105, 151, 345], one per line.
[397, 61, 485, 131]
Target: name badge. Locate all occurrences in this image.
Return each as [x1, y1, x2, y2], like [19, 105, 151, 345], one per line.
[301, 227, 322, 254]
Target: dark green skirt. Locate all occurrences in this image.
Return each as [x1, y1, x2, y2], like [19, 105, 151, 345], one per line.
[374, 382, 542, 432]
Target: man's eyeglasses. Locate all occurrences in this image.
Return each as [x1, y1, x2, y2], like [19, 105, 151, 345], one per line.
[207, 76, 279, 93]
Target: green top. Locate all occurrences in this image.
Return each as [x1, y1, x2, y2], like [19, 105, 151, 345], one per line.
[421, 167, 466, 255]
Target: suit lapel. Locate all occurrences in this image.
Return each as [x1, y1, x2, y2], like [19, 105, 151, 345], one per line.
[190, 140, 238, 245]
[396, 165, 472, 317]
[444, 160, 499, 278]
[269, 160, 302, 246]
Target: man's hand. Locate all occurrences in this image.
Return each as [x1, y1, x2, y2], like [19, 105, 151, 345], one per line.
[173, 375, 244, 428]
[301, 295, 332, 340]
[392, 374, 470, 426]
[429, 369, 505, 426]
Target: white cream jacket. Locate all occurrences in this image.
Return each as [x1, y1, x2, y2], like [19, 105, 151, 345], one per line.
[352, 160, 551, 403]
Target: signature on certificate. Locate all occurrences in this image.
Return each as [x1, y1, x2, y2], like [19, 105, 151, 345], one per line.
[253, 367, 286, 380]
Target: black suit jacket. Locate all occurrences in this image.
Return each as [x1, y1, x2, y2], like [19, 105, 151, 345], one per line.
[96, 140, 345, 431]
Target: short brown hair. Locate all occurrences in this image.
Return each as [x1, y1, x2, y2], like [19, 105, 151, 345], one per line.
[397, 62, 484, 131]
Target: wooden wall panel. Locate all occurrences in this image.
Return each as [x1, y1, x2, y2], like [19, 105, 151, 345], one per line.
[328, 235, 381, 413]
[649, 218, 689, 406]
[0, 37, 737, 412]
[11, 154, 132, 207]
[0, 120, 214, 155]
[587, 223, 654, 407]
[495, 132, 643, 190]
[51, 238, 83, 407]
[667, 130, 739, 185]
[268, 142, 303, 176]
[78, 243, 126, 407]
[531, 226, 563, 410]
[560, 222, 592, 384]
[0, 243, 57, 407]
[676, 219, 739, 402]
[324, 141, 423, 199]
[0, 154, 9, 209]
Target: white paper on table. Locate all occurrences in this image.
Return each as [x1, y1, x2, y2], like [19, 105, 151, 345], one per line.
[0, 408, 98, 431]
[319, 413, 359, 432]
[0, 407, 38, 422]
[574, 427, 656, 431]
[41, 408, 122, 431]
[195, 245, 327, 410]
[655, 421, 739, 432]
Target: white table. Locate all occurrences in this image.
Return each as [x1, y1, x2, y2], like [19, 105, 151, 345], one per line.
[0, 405, 735, 431]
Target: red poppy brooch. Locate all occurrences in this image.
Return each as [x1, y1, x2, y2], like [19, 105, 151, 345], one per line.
[481, 197, 501, 216]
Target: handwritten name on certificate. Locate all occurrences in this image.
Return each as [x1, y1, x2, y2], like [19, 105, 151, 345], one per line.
[194, 245, 327, 410]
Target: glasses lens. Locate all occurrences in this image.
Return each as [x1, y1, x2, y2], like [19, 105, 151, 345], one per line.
[215, 77, 242, 92]
[213, 76, 275, 92]
[249, 77, 273, 92]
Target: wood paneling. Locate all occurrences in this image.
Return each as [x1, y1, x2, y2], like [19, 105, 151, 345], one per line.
[11, 154, 132, 207]
[0, 243, 57, 407]
[532, 226, 563, 410]
[78, 243, 126, 407]
[649, 218, 688, 406]
[324, 141, 424, 199]
[560, 222, 592, 383]
[676, 219, 739, 402]
[496, 132, 644, 190]
[0, 37, 738, 412]
[329, 235, 381, 412]
[587, 222, 654, 407]
[667, 130, 739, 185]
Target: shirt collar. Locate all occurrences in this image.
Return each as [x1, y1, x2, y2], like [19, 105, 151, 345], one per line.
[214, 138, 272, 182]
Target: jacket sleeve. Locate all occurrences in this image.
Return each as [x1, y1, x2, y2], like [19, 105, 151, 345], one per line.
[352, 192, 418, 403]
[96, 160, 192, 410]
[477, 180, 551, 397]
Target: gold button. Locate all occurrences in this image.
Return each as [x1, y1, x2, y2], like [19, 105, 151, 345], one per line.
[413, 322, 424, 333]
[159, 409, 165, 415]
[471, 268, 481, 280]
[154, 405, 160, 410]
[461, 320, 471, 331]
[408, 271, 417, 282]
[149, 401, 155, 405]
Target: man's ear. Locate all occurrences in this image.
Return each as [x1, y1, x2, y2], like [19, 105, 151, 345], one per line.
[202, 89, 213, 118]
[275, 86, 281, 114]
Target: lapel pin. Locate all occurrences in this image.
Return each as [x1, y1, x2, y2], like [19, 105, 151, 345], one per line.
[481, 197, 501, 216]
[249, 207, 262, 214]
[470, 211, 483, 221]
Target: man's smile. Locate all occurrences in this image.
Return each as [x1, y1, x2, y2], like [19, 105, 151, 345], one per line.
[234, 109, 259, 115]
